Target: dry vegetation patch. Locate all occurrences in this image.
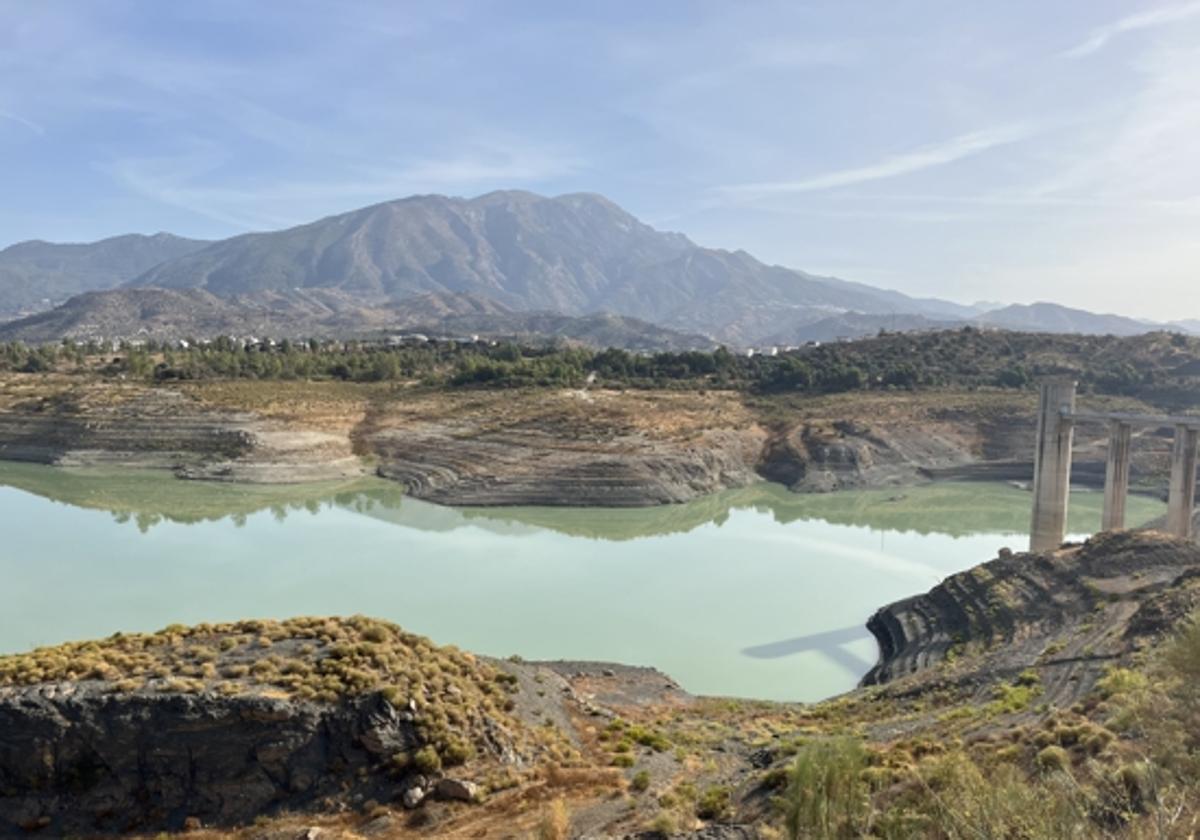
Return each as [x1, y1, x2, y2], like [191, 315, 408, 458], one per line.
[0, 615, 530, 771]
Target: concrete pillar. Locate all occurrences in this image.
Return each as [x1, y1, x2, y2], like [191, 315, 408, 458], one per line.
[1102, 421, 1133, 531]
[1030, 378, 1076, 552]
[1166, 425, 1198, 539]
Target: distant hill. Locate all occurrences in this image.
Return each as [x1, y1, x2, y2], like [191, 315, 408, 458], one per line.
[0, 233, 209, 317]
[0, 288, 709, 351]
[973, 302, 1159, 336]
[761, 312, 958, 345]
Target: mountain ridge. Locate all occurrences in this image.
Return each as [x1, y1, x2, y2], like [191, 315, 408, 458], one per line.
[122, 191, 974, 341]
[0, 191, 1193, 346]
[0, 232, 210, 318]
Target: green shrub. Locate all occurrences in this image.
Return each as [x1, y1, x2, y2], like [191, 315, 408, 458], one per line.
[1036, 745, 1070, 772]
[777, 736, 870, 839]
[696, 785, 732, 820]
[412, 745, 442, 774]
[889, 754, 1090, 839]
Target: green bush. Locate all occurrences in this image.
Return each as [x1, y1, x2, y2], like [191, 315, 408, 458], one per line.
[412, 745, 442, 774]
[695, 785, 732, 820]
[777, 736, 870, 839]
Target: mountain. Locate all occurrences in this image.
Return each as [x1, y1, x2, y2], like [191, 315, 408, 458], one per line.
[3, 192, 1189, 347]
[0, 288, 709, 351]
[125, 191, 971, 342]
[0, 233, 209, 317]
[973, 302, 1159, 336]
[1169, 319, 1200, 335]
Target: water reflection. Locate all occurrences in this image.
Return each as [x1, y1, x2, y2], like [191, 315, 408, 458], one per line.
[0, 461, 1169, 701]
[0, 461, 1168, 540]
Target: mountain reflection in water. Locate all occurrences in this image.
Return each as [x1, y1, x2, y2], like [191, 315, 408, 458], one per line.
[0, 461, 1167, 540]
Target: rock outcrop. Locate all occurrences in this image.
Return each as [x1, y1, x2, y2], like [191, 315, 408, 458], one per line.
[0, 383, 364, 483]
[863, 531, 1200, 704]
[0, 688, 418, 834]
[372, 424, 764, 506]
[0, 617, 535, 835]
[757, 418, 976, 492]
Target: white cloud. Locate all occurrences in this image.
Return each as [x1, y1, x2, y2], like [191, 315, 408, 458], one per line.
[0, 109, 43, 134]
[717, 124, 1034, 200]
[1028, 44, 1200, 203]
[106, 141, 585, 232]
[1064, 1, 1200, 58]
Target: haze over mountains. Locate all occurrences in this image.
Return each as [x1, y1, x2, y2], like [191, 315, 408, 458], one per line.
[0, 191, 1193, 347]
[0, 233, 208, 318]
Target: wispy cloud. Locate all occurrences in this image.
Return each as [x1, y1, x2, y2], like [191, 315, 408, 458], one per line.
[1064, 2, 1200, 58]
[106, 141, 585, 231]
[717, 125, 1034, 200]
[0, 109, 44, 135]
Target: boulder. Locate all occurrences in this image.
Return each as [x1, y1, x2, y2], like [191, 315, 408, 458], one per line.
[433, 778, 480, 802]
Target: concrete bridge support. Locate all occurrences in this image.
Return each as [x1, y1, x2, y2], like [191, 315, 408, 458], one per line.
[1167, 425, 1199, 539]
[1102, 421, 1133, 532]
[1030, 379, 1077, 552]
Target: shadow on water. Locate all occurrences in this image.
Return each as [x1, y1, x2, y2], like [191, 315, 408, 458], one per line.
[0, 461, 1168, 540]
[742, 625, 876, 678]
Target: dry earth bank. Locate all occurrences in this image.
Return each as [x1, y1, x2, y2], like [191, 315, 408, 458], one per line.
[0, 376, 1179, 505]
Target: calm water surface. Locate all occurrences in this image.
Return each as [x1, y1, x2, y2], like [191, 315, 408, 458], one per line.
[0, 463, 1166, 701]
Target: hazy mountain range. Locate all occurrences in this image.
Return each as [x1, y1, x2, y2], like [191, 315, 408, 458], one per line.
[0, 191, 1193, 347]
[0, 233, 208, 318]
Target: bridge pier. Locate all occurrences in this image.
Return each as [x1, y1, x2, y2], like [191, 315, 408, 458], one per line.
[1102, 421, 1133, 531]
[1030, 379, 1076, 552]
[1028, 380, 1198, 548]
[1167, 425, 1198, 539]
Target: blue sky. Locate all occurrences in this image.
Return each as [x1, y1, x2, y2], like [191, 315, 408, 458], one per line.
[1, 1, 1198, 320]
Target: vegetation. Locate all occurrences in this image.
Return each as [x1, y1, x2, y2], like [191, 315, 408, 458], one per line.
[536, 798, 571, 840]
[7, 602, 1199, 838]
[0, 616, 536, 772]
[766, 609, 1200, 839]
[2, 328, 1199, 407]
[777, 737, 872, 839]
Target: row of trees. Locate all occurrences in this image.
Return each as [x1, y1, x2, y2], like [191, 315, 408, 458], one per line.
[1, 329, 1197, 404]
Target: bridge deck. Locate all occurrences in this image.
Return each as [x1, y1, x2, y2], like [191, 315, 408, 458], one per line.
[1064, 410, 1200, 429]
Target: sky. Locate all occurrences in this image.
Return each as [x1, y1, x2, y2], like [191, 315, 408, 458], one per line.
[1, 1, 1198, 321]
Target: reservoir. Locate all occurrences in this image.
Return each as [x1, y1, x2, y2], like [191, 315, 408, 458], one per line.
[0, 463, 1166, 702]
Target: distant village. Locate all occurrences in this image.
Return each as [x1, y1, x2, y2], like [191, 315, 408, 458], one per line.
[63, 331, 834, 359]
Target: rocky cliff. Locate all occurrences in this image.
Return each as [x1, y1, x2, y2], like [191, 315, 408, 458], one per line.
[1, 688, 427, 833]
[863, 531, 1200, 705]
[0, 617, 539, 835]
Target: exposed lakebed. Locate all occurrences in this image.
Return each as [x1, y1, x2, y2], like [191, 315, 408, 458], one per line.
[0, 463, 1166, 701]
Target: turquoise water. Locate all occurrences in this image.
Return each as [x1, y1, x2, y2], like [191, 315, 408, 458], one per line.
[0, 463, 1166, 701]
